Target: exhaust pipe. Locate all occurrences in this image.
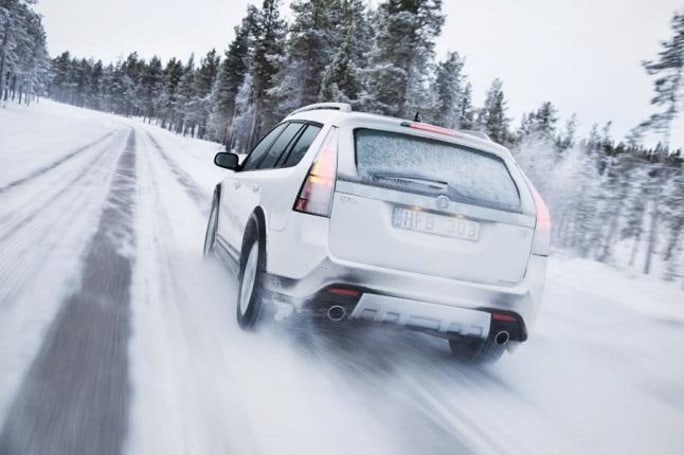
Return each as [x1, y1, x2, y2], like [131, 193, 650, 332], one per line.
[494, 330, 510, 346]
[326, 305, 346, 322]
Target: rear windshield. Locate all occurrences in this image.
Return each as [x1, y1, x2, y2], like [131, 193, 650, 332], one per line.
[353, 129, 521, 212]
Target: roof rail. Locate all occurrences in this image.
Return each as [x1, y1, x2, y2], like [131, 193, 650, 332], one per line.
[459, 129, 492, 141]
[288, 102, 352, 117]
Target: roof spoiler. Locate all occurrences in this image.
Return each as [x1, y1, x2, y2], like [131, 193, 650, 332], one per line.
[288, 102, 352, 117]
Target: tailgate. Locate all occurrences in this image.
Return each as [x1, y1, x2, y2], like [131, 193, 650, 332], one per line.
[328, 128, 535, 286]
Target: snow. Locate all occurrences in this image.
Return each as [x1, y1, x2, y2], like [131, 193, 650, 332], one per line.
[1, 100, 683, 454]
[549, 253, 684, 324]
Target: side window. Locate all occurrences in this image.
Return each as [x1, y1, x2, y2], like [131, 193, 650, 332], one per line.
[280, 125, 323, 168]
[241, 123, 287, 171]
[257, 123, 304, 170]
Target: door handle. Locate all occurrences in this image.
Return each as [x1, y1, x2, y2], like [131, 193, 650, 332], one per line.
[232, 181, 240, 189]
[249, 183, 260, 193]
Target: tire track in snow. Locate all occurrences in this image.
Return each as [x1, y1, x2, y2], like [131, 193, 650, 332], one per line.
[144, 131, 210, 215]
[0, 131, 117, 194]
[0, 130, 126, 244]
[0, 131, 137, 455]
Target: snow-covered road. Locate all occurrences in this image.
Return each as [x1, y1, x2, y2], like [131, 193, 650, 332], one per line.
[1, 101, 683, 455]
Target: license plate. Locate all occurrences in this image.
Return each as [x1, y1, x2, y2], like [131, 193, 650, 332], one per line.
[392, 208, 480, 242]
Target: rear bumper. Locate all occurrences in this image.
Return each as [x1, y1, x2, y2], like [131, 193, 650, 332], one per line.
[261, 253, 547, 340]
[352, 293, 492, 338]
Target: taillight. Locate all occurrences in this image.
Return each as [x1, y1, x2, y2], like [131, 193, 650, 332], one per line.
[525, 177, 551, 256]
[293, 128, 338, 217]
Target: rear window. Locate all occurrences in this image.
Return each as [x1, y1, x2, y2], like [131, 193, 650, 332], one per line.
[354, 129, 521, 212]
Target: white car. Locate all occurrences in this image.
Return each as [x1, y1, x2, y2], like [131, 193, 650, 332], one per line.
[204, 102, 549, 363]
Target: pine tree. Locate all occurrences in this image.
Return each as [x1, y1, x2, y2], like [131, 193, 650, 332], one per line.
[121, 52, 143, 116]
[193, 49, 220, 138]
[160, 57, 183, 130]
[363, 0, 444, 118]
[512, 102, 560, 199]
[209, 19, 251, 144]
[476, 78, 510, 144]
[89, 60, 104, 110]
[556, 113, 578, 153]
[660, 153, 683, 272]
[430, 51, 464, 128]
[177, 55, 196, 135]
[621, 162, 649, 267]
[139, 56, 163, 123]
[272, 0, 336, 115]
[245, 0, 287, 147]
[319, 29, 362, 104]
[0, 0, 50, 105]
[639, 11, 684, 148]
[318, 0, 370, 106]
[457, 81, 475, 129]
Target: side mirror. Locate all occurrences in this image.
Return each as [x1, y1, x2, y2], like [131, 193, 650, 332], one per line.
[214, 152, 239, 170]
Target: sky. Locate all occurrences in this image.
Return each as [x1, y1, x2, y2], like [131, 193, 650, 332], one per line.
[34, 0, 684, 147]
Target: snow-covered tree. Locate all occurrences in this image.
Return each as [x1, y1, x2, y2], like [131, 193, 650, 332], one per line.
[363, 0, 444, 118]
[159, 57, 183, 130]
[209, 19, 251, 144]
[244, 0, 287, 148]
[639, 11, 684, 148]
[476, 78, 510, 144]
[318, 0, 370, 106]
[270, 0, 337, 116]
[192, 49, 220, 138]
[0, 0, 50, 105]
[457, 81, 475, 129]
[138, 56, 163, 123]
[556, 113, 578, 153]
[430, 51, 464, 128]
[176, 54, 196, 134]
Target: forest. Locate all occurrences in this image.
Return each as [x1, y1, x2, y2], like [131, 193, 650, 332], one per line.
[1, 0, 683, 283]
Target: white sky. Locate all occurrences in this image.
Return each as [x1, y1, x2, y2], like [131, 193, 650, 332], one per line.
[34, 0, 684, 147]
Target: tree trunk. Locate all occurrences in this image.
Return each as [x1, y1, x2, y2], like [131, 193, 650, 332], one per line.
[248, 102, 260, 150]
[629, 235, 640, 267]
[599, 196, 625, 262]
[643, 197, 660, 275]
[225, 102, 238, 148]
[0, 26, 8, 107]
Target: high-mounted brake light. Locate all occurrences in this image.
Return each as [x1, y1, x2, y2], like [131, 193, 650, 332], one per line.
[400, 121, 458, 137]
[293, 129, 338, 217]
[524, 177, 551, 256]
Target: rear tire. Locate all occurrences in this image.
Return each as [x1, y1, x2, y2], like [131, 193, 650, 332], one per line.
[203, 190, 219, 257]
[236, 230, 265, 330]
[449, 335, 506, 364]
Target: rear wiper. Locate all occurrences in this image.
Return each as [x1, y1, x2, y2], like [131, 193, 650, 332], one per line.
[371, 173, 448, 191]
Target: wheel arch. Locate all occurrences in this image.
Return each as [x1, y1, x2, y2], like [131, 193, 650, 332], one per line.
[241, 206, 268, 272]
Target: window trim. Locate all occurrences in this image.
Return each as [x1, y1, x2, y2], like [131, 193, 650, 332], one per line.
[277, 121, 324, 169]
[255, 122, 305, 170]
[240, 123, 289, 172]
[241, 120, 325, 172]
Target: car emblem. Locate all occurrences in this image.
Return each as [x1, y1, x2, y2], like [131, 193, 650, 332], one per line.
[436, 195, 450, 210]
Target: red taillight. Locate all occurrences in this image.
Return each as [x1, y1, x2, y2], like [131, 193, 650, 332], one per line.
[294, 129, 338, 217]
[530, 184, 550, 233]
[492, 313, 517, 323]
[327, 287, 360, 298]
[524, 176, 551, 255]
